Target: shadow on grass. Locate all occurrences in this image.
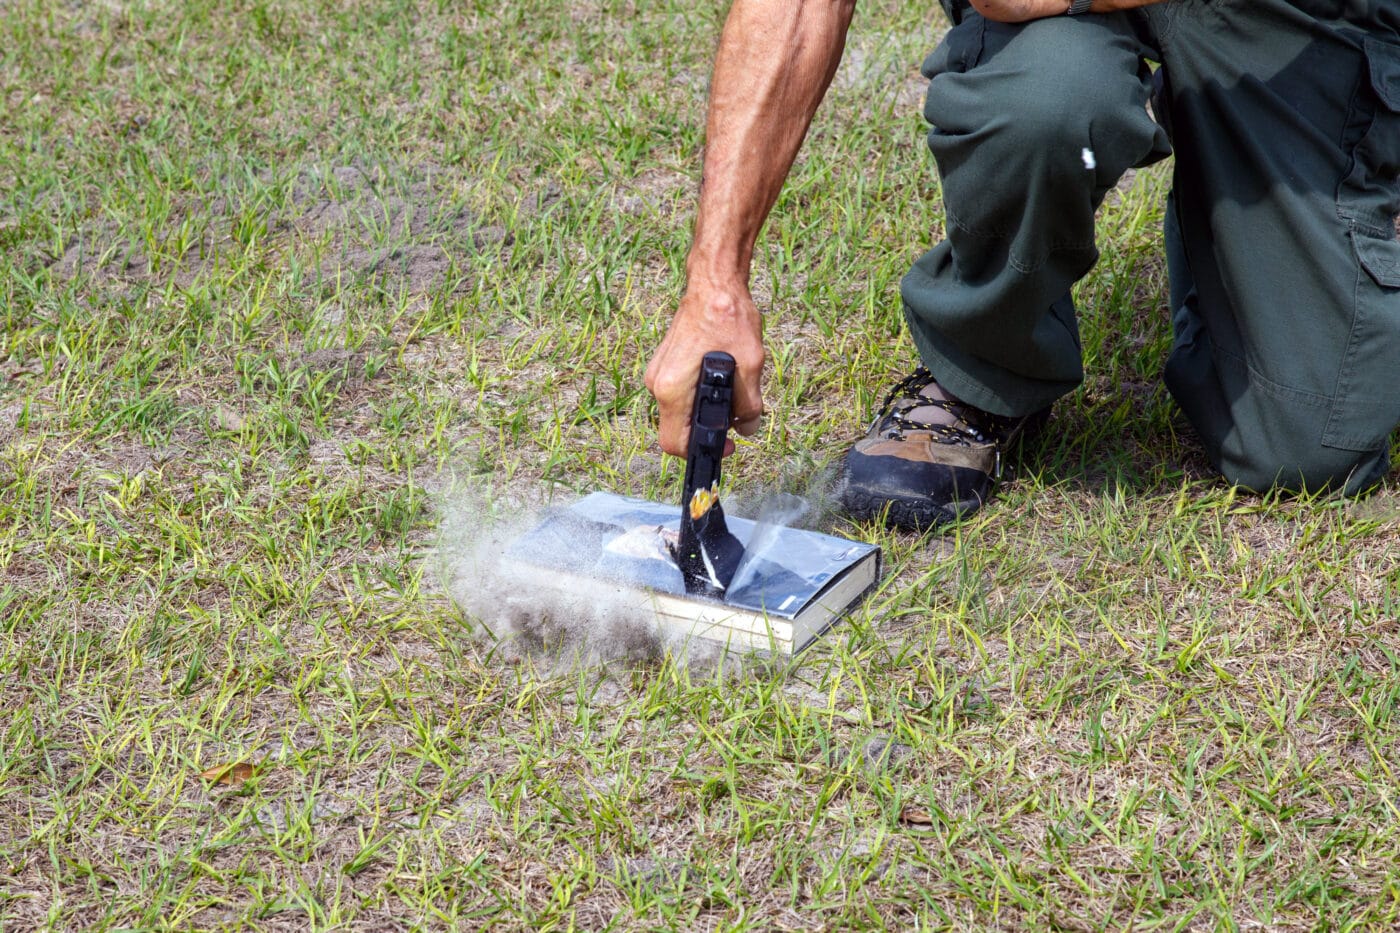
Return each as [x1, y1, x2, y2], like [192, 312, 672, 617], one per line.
[1017, 389, 1400, 507]
[1009, 387, 1214, 500]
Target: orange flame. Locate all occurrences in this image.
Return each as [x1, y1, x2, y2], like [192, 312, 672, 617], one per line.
[688, 484, 719, 520]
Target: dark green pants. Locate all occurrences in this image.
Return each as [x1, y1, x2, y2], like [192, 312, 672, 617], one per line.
[904, 0, 1400, 493]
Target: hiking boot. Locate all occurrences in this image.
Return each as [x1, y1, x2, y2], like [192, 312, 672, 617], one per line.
[840, 367, 1048, 531]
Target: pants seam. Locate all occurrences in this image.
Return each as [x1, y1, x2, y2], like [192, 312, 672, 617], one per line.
[944, 208, 1097, 274]
[1209, 344, 1333, 409]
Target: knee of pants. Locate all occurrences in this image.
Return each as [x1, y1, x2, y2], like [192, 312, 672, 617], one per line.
[929, 85, 1110, 192]
[925, 21, 1157, 190]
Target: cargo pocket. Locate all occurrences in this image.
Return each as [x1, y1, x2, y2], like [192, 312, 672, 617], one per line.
[1322, 228, 1400, 452]
[1336, 36, 1400, 236]
[1323, 37, 1400, 452]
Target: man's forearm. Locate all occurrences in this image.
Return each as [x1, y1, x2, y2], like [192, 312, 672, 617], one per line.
[643, 0, 854, 456]
[687, 0, 857, 289]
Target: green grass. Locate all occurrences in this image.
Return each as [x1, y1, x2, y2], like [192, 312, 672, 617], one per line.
[4, 0, 1400, 929]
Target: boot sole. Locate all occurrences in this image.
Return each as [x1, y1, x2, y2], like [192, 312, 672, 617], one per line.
[839, 485, 982, 532]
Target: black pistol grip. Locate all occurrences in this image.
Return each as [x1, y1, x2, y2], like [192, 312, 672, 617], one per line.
[682, 352, 736, 497]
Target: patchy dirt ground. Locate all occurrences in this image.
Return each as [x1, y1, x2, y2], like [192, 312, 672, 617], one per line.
[6, 1, 1400, 930]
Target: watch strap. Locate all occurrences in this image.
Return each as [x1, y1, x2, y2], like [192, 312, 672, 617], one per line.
[1066, 0, 1093, 13]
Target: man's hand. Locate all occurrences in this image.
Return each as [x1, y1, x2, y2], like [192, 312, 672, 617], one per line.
[644, 282, 764, 458]
[969, 0, 1167, 21]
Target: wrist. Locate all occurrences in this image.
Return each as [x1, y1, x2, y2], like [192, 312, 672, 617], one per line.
[681, 284, 756, 318]
[684, 253, 752, 297]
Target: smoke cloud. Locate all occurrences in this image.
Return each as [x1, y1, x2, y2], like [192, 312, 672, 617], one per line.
[429, 459, 842, 670]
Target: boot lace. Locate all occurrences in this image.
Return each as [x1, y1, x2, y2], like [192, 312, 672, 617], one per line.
[873, 367, 1017, 447]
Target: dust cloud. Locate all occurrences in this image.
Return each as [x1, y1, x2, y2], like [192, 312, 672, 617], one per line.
[431, 483, 671, 667]
[430, 461, 843, 669]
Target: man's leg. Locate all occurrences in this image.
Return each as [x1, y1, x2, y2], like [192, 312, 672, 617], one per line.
[1154, 2, 1400, 494]
[842, 7, 1171, 529]
[900, 7, 1171, 417]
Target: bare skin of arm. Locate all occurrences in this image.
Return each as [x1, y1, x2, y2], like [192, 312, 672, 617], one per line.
[644, 0, 856, 458]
